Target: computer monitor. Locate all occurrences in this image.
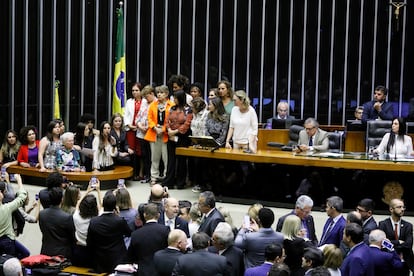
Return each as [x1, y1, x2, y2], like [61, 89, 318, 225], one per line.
[271, 118, 304, 129]
[346, 120, 365, 131]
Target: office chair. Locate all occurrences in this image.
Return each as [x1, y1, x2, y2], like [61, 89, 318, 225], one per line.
[327, 132, 343, 152]
[365, 120, 392, 152]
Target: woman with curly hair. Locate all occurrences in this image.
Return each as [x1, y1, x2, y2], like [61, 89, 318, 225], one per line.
[17, 125, 40, 168]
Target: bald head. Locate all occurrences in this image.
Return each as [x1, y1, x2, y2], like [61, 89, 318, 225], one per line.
[165, 197, 179, 219]
[369, 229, 386, 247]
[151, 184, 165, 201]
[168, 229, 188, 252]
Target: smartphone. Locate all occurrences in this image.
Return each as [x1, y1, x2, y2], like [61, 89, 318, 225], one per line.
[1, 167, 6, 179]
[90, 176, 97, 188]
[382, 239, 394, 251]
[244, 215, 251, 229]
[9, 174, 16, 182]
[118, 179, 125, 189]
[35, 193, 39, 201]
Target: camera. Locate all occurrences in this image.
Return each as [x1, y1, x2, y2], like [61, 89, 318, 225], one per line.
[1, 167, 6, 179]
[118, 179, 125, 189]
[382, 239, 394, 251]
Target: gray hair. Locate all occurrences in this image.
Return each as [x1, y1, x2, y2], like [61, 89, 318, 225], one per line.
[296, 195, 314, 209]
[369, 229, 386, 244]
[327, 196, 343, 212]
[60, 132, 74, 144]
[304, 117, 319, 128]
[213, 222, 234, 247]
[3, 257, 23, 276]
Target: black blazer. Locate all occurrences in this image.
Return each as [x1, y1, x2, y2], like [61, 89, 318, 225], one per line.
[153, 247, 184, 276]
[277, 211, 318, 246]
[198, 208, 225, 237]
[172, 250, 230, 276]
[363, 216, 378, 244]
[158, 214, 190, 237]
[39, 206, 75, 259]
[128, 221, 170, 276]
[362, 100, 394, 122]
[379, 218, 414, 271]
[87, 213, 132, 273]
[208, 245, 245, 276]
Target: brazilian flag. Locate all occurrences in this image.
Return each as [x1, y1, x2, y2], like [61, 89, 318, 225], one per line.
[112, 5, 126, 115]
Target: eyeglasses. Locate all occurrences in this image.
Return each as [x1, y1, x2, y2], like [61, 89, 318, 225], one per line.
[305, 127, 315, 131]
[356, 207, 367, 213]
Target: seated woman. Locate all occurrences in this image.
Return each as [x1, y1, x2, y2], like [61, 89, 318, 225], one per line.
[92, 121, 118, 171]
[38, 120, 62, 171]
[17, 125, 40, 168]
[110, 113, 134, 166]
[0, 130, 21, 168]
[56, 132, 81, 172]
[74, 122, 95, 172]
[374, 117, 413, 157]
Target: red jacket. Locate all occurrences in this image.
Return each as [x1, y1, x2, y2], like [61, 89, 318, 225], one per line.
[17, 140, 40, 164]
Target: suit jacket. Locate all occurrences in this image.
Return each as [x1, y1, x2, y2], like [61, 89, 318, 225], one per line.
[87, 212, 132, 273]
[153, 247, 184, 276]
[198, 208, 225, 237]
[234, 228, 284, 269]
[369, 246, 404, 276]
[208, 245, 245, 276]
[378, 218, 414, 270]
[39, 206, 75, 259]
[265, 115, 295, 129]
[128, 221, 170, 276]
[276, 211, 318, 246]
[362, 216, 378, 244]
[158, 214, 190, 237]
[319, 215, 346, 247]
[244, 262, 272, 276]
[362, 100, 394, 123]
[298, 128, 329, 151]
[340, 242, 375, 276]
[172, 250, 230, 276]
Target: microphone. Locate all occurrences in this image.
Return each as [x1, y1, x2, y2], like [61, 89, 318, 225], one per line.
[211, 141, 223, 153]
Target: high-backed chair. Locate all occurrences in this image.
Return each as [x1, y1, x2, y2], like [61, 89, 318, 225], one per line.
[287, 125, 305, 146]
[406, 122, 414, 134]
[365, 120, 392, 152]
[327, 132, 344, 152]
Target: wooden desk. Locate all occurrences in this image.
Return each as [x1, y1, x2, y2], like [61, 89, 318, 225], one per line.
[176, 147, 414, 172]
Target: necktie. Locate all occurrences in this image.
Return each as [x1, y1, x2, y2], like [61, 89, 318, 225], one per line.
[320, 219, 334, 245]
[394, 223, 399, 240]
[309, 137, 313, 146]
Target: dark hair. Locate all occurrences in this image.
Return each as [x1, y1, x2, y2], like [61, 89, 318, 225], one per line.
[200, 191, 216, 208]
[208, 97, 227, 122]
[74, 122, 88, 146]
[309, 266, 330, 276]
[46, 172, 64, 189]
[190, 82, 203, 96]
[98, 121, 112, 151]
[387, 117, 406, 153]
[375, 85, 388, 96]
[344, 223, 364, 244]
[144, 203, 160, 220]
[79, 194, 99, 218]
[102, 192, 117, 211]
[191, 97, 206, 113]
[258, 207, 275, 228]
[80, 113, 95, 124]
[268, 263, 291, 276]
[131, 82, 142, 90]
[19, 125, 37, 145]
[303, 247, 324, 268]
[192, 232, 210, 250]
[45, 120, 61, 141]
[173, 90, 187, 109]
[168, 74, 190, 93]
[265, 243, 283, 261]
[48, 187, 63, 206]
[358, 198, 375, 212]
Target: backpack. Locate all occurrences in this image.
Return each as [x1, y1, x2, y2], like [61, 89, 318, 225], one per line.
[12, 209, 26, 236]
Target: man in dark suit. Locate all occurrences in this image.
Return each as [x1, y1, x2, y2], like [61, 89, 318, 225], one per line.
[87, 191, 132, 273]
[265, 101, 295, 129]
[297, 117, 329, 152]
[368, 229, 403, 276]
[319, 196, 346, 247]
[235, 207, 284, 269]
[244, 243, 284, 276]
[128, 203, 170, 276]
[209, 222, 244, 276]
[302, 247, 324, 275]
[172, 232, 230, 276]
[362, 85, 394, 123]
[356, 198, 377, 244]
[198, 191, 225, 237]
[39, 187, 75, 259]
[340, 223, 375, 276]
[153, 229, 187, 276]
[276, 195, 318, 245]
[158, 197, 189, 237]
[379, 198, 414, 276]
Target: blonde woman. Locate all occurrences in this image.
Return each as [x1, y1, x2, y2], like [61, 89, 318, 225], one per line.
[225, 90, 258, 153]
[281, 215, 314, 276]
[322, 244, 342, 276]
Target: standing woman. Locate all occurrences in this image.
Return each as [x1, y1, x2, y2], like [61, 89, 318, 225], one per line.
[38, 120, 62, 171]
[17, 126, 40, 168]
[124, 82, 143, 180]
[73, 122, 95, 172]
[206, 97, 230, 146]
[375, 117, 413, 157]
[217, 80, 234, 115]
[225, 90, 258, 153]
[92, 121, 118, 171]
[0, 130, 21, 168]
[144, 85, 174, 185]
[189, 82, 203, 99]
[165, 90, 193, 189]
[110, 113, 134, 166]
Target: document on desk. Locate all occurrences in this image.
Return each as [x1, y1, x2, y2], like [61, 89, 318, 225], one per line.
[313, 152, 343, 158]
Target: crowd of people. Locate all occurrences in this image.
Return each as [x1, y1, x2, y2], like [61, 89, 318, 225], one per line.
[0, 168, 412, 276]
